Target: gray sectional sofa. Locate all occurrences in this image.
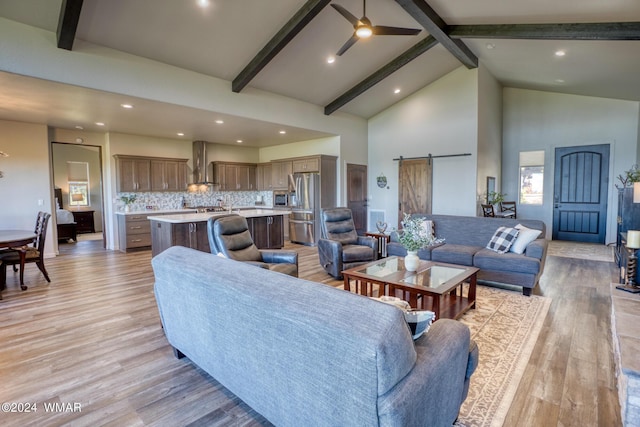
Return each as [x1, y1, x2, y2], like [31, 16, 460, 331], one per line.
[153, 246, 478, 427]
[387, 214, 548, 296]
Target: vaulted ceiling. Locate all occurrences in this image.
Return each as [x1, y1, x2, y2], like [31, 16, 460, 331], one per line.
[0, 0, 639, 146]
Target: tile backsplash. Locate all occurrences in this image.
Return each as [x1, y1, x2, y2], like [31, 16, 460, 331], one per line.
[116, 189, 274, 212]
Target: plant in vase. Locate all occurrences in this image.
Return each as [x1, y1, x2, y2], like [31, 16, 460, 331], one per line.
[120, 194, 137, 212]
[487, 190, 506, 206]
[396, 213, 444, 272]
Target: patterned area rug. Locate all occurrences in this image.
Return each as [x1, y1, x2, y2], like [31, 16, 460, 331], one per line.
[455, 285, 551, 427]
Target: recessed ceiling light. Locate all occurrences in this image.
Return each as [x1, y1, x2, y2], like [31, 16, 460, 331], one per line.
[215, 120, 224, 124]
[555, 79, 565, 84]
[95, 122, 105, 126]
[120, 103, 133, 109]
[177, 132, 185, 136]
[279, 130, 286, 134]
[236, 139, 243, 143]
[555, 50, 566, 57]
[327, 56, 336, 64]
[394, 88, 401, 94]
[75, 125, 84, 130]
[197, 0, 210, 8]
[486, 43, 495, 50]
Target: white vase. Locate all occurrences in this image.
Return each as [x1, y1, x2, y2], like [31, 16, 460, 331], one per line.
[124, 205, 130, 213]
[404, 250, 419, 272]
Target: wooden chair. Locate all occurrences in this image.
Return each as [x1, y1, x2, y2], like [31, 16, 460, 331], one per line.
[500, 201, 517, 218]
[0, 211, 51, 287]
[481, 204, 495, 217]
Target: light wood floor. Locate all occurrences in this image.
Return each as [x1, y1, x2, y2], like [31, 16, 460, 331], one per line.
[0, 240, 620, 426]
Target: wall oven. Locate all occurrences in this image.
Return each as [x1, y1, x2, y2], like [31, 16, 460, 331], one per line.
[273, 191, 288, 207]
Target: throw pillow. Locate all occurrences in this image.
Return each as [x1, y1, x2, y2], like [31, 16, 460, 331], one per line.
[486, 226, 519, 254]
[510, 224, 542, 254]
[404, 310, 435, 340]
[420, 219, 436, 238]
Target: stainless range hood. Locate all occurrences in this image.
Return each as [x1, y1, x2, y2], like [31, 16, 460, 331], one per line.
[190, 140, 214, 186]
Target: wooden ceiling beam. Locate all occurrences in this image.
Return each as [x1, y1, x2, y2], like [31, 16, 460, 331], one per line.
[394, 0, 477, 68]
[448, 22, 640, 40]
[57, 0, 84, 50]
[232, 0, 331, 93]
[324, 36, 438, 115]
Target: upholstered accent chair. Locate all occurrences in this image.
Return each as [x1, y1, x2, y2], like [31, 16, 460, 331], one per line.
[0, 211, 51, 288]
[317, 207, 377, 279]
[207, 214, 298, 277]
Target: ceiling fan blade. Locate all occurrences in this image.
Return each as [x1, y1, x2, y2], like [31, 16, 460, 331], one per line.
[331, 4, 359, 27]
[373, 26, 422, 36]
[336, 34, 359, 56]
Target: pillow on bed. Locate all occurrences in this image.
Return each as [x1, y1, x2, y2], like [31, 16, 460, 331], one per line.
[509, 224, 542, 254]
[56, 209, 75, 224]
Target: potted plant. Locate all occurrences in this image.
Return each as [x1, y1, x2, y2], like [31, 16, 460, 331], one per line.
[487, 190, 506, 206]
[396, 213, 444, 271]
[120, 194, 137, 212]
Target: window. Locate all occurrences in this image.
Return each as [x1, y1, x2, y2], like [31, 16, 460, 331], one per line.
[519, 151, 544, 205]
[68, 162, 90, 207]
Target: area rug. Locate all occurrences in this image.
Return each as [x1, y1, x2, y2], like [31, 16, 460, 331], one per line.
[455, 285, 551, 427]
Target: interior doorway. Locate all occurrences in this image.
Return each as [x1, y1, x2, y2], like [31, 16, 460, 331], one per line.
[51, 142, 106, 248]
[552, 144, 610, 243]
[398, 158, 432, 226]
[346, 163, 367, 235]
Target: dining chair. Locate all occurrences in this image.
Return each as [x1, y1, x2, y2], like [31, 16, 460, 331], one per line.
[0, 211, 51, 287]
[481, 204, 495, 217]
[500, 201, 517, 218]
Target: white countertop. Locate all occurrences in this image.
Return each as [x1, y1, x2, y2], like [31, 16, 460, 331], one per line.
[115, 209, 196, 216]
[147, 209, 290, 224]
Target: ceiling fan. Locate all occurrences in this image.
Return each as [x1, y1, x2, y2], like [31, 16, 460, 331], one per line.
[331, 0, 421, 56]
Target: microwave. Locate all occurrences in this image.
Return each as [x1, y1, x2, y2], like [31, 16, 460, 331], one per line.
[274, 191, 288, 207]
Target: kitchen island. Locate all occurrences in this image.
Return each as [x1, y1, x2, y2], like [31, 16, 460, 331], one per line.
[148, 209, 290, 257]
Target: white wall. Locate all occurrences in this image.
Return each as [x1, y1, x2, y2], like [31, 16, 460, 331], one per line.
[476, 62, 503, 213]
[0, 120, 55, 257]
[503, 88, 640, 242]
[368, 67, 479, 228]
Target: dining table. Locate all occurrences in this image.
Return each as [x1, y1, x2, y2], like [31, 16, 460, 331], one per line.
[0, 229, 37, 295]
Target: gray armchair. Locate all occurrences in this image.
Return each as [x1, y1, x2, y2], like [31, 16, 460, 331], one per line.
[318, 207, 377, 279]
[207, 214, 298, 277]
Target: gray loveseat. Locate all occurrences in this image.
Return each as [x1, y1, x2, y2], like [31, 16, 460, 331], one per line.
[387, 214, 548, 296]
[153, 246, 478, 427]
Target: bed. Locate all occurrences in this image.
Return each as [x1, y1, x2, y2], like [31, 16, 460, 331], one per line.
[55, 188, 77, 243]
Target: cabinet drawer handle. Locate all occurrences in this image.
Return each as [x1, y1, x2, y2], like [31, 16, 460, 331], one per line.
[131, 239, 142, 243]
[131, 226, 142, 229]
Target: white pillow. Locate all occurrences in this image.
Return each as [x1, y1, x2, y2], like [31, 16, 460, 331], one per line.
[420, 219, 435, 238]
[510, 224, 542, 254]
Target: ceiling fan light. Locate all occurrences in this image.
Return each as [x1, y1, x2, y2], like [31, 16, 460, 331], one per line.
[356, 26, 372, 38]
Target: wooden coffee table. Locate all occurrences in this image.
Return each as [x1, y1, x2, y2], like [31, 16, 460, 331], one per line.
[342, 256, 478, 320]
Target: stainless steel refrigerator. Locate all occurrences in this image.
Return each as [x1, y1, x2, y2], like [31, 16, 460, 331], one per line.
[288, 172, 321, 245]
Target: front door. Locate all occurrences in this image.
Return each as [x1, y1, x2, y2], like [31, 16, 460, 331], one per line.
[347, 163, 367, 235]
[398, 159, 432, 226]
[553, 144, 609, 243]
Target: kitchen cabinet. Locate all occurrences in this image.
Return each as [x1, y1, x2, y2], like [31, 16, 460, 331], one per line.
[115, 155, 188, 193]
[213, 162, 257, 191]
[118, 214, 152, 252]
[150, 220, 210, 257]
[151, 159, 188, 191]
[249, 215, 284, 249]
[256, 163, 272, 191]
[271, 160, 292, 190]
[292, 157, 320, 173]
[115, 156, 151, 192]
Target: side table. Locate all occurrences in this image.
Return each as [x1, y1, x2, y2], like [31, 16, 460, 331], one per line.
[72, 210, 96, 234]
[365, 232, 391, 259]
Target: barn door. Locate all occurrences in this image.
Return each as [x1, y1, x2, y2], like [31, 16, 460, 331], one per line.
[552, 144, 609, 243]
[398, 159, 432, 226]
